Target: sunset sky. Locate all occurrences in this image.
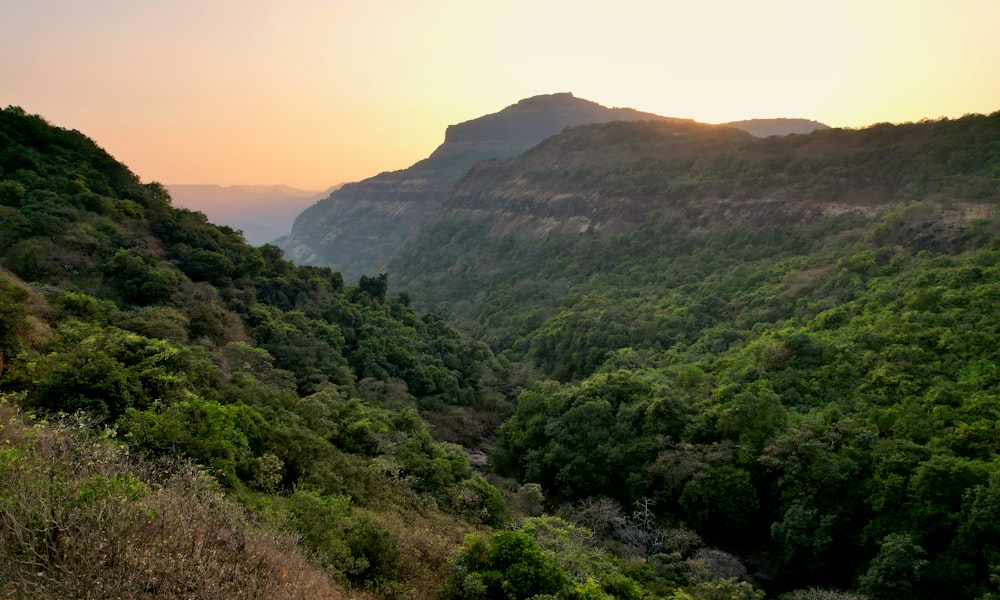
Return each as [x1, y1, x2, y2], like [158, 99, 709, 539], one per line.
[2, 0, 998, 190]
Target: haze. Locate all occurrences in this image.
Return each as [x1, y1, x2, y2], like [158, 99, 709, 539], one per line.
[2, 0, 998, 190]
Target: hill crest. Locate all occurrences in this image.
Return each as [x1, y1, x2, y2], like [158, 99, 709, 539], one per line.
[440, 114, 997, 237]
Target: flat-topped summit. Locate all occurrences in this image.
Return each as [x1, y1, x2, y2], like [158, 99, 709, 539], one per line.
[277, 93, 691, 280]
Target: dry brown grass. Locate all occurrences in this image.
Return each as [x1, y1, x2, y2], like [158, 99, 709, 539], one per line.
[0, 267, 54, 347]
[356, 500, 488, 600]
[0, 398, 347, 599]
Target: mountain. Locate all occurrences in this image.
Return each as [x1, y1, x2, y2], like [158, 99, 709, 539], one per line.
[434, 115, 991, 239]
[278, 93, 690, 281]
[277, 94, 830, 281]
[167, 183, 332, 245]
[385, 110, 1000, 598]
[393, 112, 999, 331]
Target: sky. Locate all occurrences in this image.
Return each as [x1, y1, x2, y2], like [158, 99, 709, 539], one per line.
[2, 0, 998, 190]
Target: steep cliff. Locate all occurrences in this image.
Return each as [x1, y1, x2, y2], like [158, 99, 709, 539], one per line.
[276, 93, 686, 280]
[278, 94, 832, 280]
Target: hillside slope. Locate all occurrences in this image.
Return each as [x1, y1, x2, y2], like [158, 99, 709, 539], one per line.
[0, 105, 514, 598]
[277, 93, 685, 280]
[720, 117, 829, 137]
[8, 102, 998, 599]
[393, 112, 998, 327]
[1, 103, 812, 600]
[438, 115, 996, 238]
[386, 110, 1000, 598]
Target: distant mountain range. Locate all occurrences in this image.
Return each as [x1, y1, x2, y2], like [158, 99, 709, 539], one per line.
[277, 93, 829, 281]
[167, 184, 333, 246]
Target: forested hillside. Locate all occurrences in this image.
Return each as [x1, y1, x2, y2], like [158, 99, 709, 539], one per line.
[0, 106, 519, 598]
[388, 112, 1000, 598]
[2, 104, 999, 600]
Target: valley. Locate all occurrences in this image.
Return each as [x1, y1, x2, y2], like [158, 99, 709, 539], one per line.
[1, 100, 998, 600]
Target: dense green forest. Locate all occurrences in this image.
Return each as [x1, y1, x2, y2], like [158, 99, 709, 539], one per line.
[0, 106, 520, 598]
[2, 105, 999, 599]
[388, 113, 1000, 599]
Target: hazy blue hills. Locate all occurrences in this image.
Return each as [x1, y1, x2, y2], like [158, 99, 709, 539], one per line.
[167, 183, 332, 245]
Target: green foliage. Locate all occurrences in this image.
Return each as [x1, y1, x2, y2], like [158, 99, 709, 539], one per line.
[670, 578, 764, 600]
[286, 487, 401, 590]
[440, 529, 571, 600]
[448, 474, 507, 527]
[416, 163, 998, 600]
[13, 321, 213, 418]
[0, 399, 342, 599]
[496, 368, 688, 502]
[780, 590, 870, 600]
[859, 533, 928, 600]
[102, 248, 182, 305]
[678, 465, 759, 538]
[524, 515, 643, 600]
[441, 516, 703, 600]
[123, 395, 266, 486]
[0, 279, 30, 364]
[358, 272, 389, 302]
[5, 104, 1000, 599]
[0, 107, 521, 597]
[770, 503, 839, 578]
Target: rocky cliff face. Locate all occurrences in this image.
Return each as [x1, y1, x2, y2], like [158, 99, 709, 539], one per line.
[278, 94, 832, 280]
[277, 94, 686, 280]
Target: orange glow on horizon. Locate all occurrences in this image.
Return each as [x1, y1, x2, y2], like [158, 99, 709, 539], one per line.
[2, 0, 998, 190]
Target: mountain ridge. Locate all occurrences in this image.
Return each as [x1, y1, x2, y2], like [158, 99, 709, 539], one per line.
[436, 115, 997, 239]
[278, 93, 828, 280]
[720, 117, 829, 137]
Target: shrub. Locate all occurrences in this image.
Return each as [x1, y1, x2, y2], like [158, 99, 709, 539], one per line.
[0, 397, 343, 599]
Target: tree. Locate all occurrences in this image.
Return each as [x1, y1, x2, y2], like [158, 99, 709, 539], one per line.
[358, 273, 388, 302]
[102, 249, 181, 305]
[670, 578, 764, 600]
[122, 395, 266, 487]
[440, 529, 571, 600]
[679, 465, 759, 541]
[859, 533, 928, 600]
[614, 497, 672, 561]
